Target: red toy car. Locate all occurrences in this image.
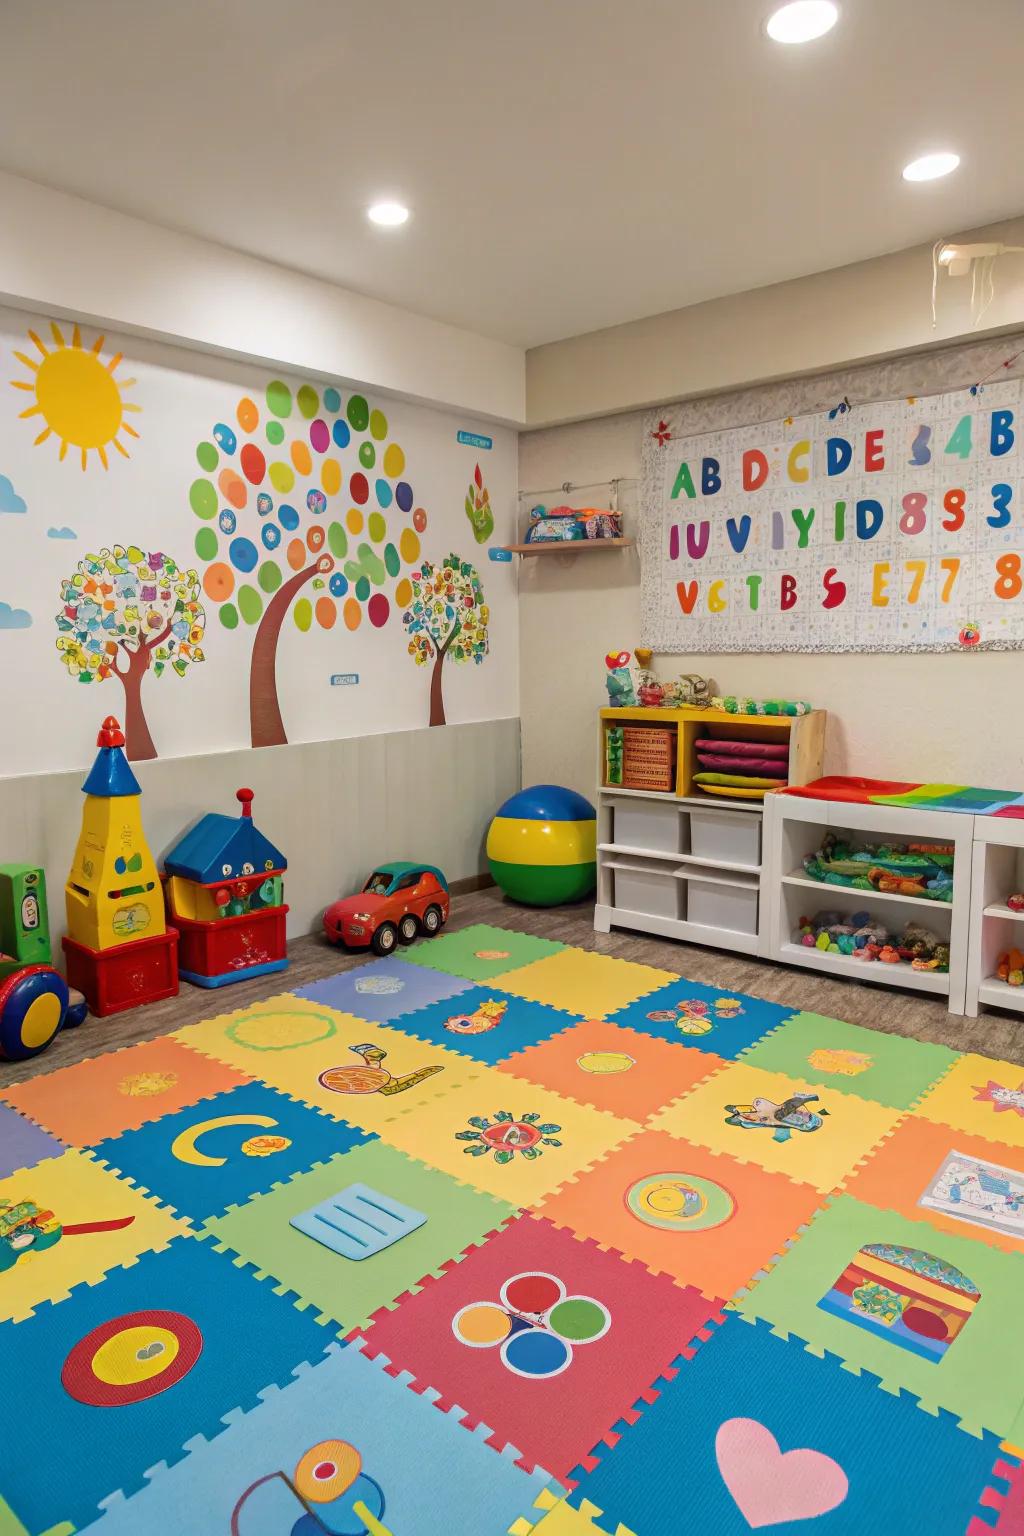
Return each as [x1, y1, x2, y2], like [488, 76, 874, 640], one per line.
[323, 862, 450, 955]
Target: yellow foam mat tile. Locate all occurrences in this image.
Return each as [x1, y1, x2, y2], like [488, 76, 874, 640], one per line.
[174, 997, 478, 1132]
[492, 949, 678, 1019]
[379, 1065, 641, 1206]
[914, 1053, 1024, 1146]
[0, 1148, 190, 1323]
[510, 1488, 636, 1535]
[649, 1061, 904, 1193]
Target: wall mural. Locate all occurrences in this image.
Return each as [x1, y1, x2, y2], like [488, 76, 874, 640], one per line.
[1, 306, 516, 776]
[403, 554, 489, 727]
[11, 322, 141, 470]
[56, 549, 206, 761]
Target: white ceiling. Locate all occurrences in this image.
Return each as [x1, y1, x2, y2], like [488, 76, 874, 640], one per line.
[1, 0, 1022, 349]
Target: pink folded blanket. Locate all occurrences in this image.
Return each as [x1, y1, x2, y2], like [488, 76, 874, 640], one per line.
[697, 752, 789, 776]
[695, 738, 789, 760]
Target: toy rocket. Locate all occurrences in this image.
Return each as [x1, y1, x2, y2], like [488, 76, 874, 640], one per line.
[65, 717, 164, 951]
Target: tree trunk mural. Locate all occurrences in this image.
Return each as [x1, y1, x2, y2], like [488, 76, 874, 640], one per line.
[249, 558, 331, 748]
[113, 622, 171, 762]
[428, 630, 457, 727]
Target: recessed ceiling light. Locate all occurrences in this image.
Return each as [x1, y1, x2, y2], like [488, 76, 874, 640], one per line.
[367, 201, 409, 228]
[766, 1, 839, 44]
[902, 152, 960, 183]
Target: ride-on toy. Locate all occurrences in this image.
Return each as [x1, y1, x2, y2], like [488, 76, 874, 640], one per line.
[323, 863, 449, 956]
[0, 865, 89, 1061]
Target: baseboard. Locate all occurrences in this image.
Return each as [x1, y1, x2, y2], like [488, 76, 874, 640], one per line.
[450, 872, 496, 895]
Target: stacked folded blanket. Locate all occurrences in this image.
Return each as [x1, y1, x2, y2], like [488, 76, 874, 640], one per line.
[693, 737, 789, 800]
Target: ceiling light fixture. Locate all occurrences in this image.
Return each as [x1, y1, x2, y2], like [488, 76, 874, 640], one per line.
[367, 201, 410, 228]
[766, 2, 839, 44]
[902, 152, 960, 183]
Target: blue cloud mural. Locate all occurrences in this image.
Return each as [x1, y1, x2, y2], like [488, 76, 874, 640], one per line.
[0, 602, 32, 630]
[47, 526, 77, 540]
[0, 475, 27, 515]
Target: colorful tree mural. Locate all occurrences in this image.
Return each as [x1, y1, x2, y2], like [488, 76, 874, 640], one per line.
[189, 382, 427, 747]
[402, 553, 489, 726]
[56, 546, 205, 760]
[464, 463, 494, 543]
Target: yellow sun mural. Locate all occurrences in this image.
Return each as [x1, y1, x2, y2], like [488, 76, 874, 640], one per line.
[10, 321, 141, 470]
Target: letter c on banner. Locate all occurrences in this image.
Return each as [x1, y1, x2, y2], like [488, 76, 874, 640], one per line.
[787, 440, 810, 483]
[708, 580, 727, 613]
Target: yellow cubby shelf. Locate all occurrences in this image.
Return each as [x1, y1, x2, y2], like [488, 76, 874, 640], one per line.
[594, 706, 827, 959]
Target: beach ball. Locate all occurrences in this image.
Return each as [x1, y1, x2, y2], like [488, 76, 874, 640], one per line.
[487, 785, 596, 906]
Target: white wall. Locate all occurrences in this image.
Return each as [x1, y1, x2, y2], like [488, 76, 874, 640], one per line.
[519, 338, 1024, 801]
[0, 173, 525, 425]
[526, 216, 1024, 427]
[0, 720, 520, 945]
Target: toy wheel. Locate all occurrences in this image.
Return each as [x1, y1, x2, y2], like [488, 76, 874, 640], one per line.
[0, 965, 70, 1061]
[398, 914, 419, 943]
[372, 922, 398, 956]
[423, 905, 443, 935]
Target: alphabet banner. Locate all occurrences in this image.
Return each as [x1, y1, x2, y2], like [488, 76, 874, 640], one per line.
[640, 381, 1024, 652]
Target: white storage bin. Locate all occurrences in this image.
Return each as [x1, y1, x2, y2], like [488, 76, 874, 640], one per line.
[689, 807, 761, 868]
[613, 863, 680, 920]
[688, 877, 759, 936]
[613, 799, 681, 854]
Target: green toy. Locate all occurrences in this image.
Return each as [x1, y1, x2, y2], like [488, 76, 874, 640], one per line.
[712, 695, 812, 717]
[0, 866, 51, 980]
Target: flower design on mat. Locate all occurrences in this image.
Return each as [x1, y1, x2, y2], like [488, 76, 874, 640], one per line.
[455, 1111, 562, 1164]
[452, 1271, 610, 1379]
[973, 1080, 1024, 1117]
[117, 1070, 178, 1098]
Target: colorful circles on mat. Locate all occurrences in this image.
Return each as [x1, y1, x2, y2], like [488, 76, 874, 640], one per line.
[625, 1173, 735, 1232]
[452, 1271, 610, 1379]
[62, 1310, 203, 1405]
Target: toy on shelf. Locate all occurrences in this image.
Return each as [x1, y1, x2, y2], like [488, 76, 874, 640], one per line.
[796, 908, 950, 972]
[712, 695, 812, 717]
[163, 788, 288, 988]
[526, 505, 623, 544]
[604, 649, 712, 711]
[323, 863, 450, 955]
[1007, 893, 1024, 913]
[802, 832, 954, 903]
[487, 785, 596, 906]
[0, 865, 88, 1061]
[997, 950, 1024, 986]
[62, 717, 178, 1017]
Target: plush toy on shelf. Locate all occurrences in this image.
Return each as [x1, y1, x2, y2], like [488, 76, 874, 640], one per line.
[713, 695, 812, 717]
[796, 909, 949, 972]
[802, 833, 954, 903]
[605, 650, 641, 707]
[1007, 893, 1024, 913]
[997, 949, 1024, 987]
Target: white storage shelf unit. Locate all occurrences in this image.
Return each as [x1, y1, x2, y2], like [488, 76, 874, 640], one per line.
[762, 794, 972, 1014]
[594, 788, 764, 955]
[967, 818, 1024, 1018]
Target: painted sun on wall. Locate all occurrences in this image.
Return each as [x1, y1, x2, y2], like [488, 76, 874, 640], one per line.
[10, 322, 141, 469]
[188, 381, 466, 747]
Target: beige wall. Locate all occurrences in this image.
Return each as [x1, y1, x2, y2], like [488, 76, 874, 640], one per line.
[0, 172, 525, 424]
[0, 719, 520, 949]
[526, 217, 1024, 427]
[519, 351, 1024, 804]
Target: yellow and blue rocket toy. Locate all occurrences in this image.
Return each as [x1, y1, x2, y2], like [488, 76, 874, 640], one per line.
[486, 785, 596, 906]
[65, 716, 165, 951]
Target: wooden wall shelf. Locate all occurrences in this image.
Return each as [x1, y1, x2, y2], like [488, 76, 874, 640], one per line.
[504, 538, 634, 557]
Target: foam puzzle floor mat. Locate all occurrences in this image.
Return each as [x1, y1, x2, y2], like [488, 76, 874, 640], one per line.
[3, 922, 1024, 1534]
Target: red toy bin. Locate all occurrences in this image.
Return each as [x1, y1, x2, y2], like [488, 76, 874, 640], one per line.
[61, 928, 179, 1017]
[173, 904, 289, 988]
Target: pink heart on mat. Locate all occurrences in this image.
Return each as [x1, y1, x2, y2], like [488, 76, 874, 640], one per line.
[716, 1417, 849, 1528]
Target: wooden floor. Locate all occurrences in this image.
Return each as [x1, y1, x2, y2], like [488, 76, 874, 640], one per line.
[3, 885, 1022, 1089]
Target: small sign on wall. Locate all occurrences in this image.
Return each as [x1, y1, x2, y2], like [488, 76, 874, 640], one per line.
[330, 673, 360, 687]
[457, 430, 493, 451]
[488, 548, 513, 563]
